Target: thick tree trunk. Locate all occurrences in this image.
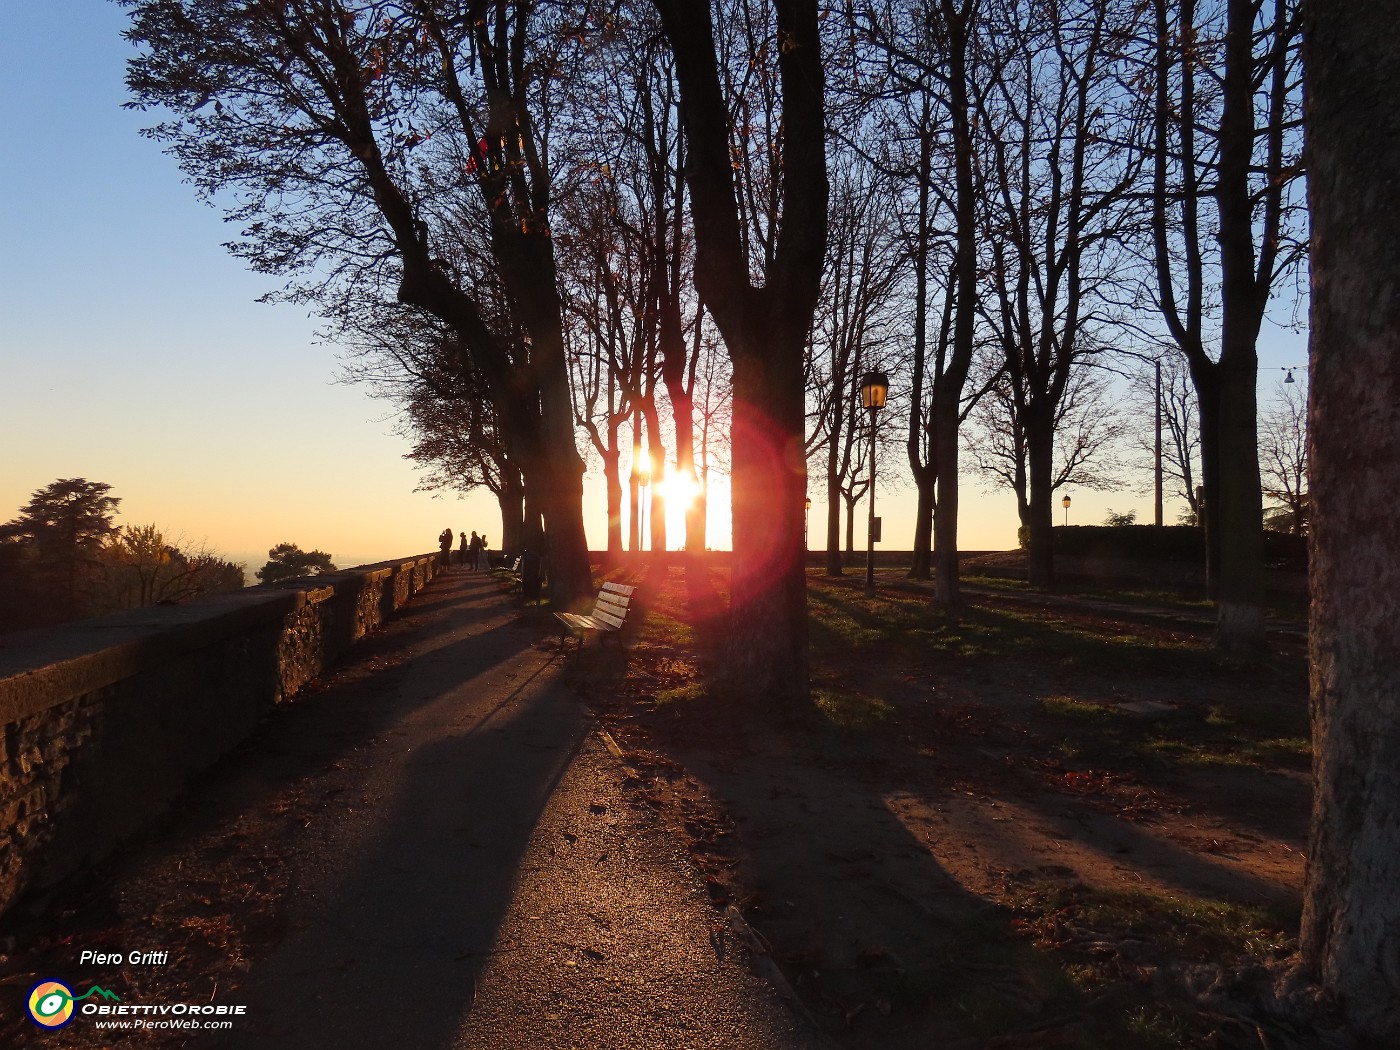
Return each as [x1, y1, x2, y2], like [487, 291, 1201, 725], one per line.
[521, 386, 590, 607]
[1191, 367, 1222, 600]
[932, 398, 961, 606]
[844, 497, 856, 563]
[1025, 408, 1056, 589]
[497, 463, 525, 559]
[727, 348, 809, 711]
[908, 474, 934, 580]
[826, 473, 844, 576]
[1211, 354, 1265, 648]
[602, 448, 623, 559]
[1298, 6, 1400, 1042]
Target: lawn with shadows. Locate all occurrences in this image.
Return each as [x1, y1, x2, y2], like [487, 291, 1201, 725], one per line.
[569, 563, 1332, 1049]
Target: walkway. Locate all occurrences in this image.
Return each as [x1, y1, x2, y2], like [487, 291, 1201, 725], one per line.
[15, 569, 811, 1049]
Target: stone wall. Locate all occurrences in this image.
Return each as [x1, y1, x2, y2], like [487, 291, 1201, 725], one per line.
[0, 554, 442, 921]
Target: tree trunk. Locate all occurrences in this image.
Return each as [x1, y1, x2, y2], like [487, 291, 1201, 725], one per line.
[727, 347, 809, 710]
[643, 399, 668, 555]
[1191, 364, 1222, 600]
[1025, 406, 1056, 588]
[1211, 354, 1265, 648]
[932, 396, 961, 606]
[1298, 6, 1400, 1041]
[844, 496, 856, 563]
[909, 473, 934, 580]
[826, 474, 844, 576]
[602, 448, 623, 559]
[629, 413, 642, 553]
[498, 463, 525, 558]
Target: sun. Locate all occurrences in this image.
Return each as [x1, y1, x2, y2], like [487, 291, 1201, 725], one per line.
[658, 472, 701, 511]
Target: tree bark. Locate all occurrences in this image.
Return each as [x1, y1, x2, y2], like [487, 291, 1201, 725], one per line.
[932, 400, 961, 605]
[1298, 4, 1400, 1041]
[1025, 404, 1056, 589]
[602, 448, 623, 560]
[497, 461, 525, 558]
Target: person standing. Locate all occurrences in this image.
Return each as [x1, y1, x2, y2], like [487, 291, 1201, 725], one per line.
[438, 527, 453, 569]
[458, 531, 468, 566]
[469, 531, 482, 570]
[480, 535, 490, 570]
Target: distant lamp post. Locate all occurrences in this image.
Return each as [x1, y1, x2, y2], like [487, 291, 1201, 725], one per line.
[804, 497, 812, 552]
[638, 468, 650, 552]
[1062, 494, 1072, 527]
[860, 370, 889, 597]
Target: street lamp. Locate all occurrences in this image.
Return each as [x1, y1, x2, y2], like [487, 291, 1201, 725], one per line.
[859, 370, 889, 597]
[1062, 494, 1071, 527]
[804, 497, 812, 552]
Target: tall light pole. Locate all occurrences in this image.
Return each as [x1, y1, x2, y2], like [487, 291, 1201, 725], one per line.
[804, 497, 812, 553]
[1154, 358, 1164, 526]
[860, 370, 889, 597]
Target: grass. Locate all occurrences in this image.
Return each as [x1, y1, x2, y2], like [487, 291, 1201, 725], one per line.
[808, 576, 1220, 677]
[1038, 691, 1310, 773]
[813, 689, 893, 730]
[572, 559, 1310, 1050]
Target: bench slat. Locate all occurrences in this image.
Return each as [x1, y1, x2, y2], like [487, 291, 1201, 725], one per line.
[595, 596, 629, 616]
[591, 610, 625, 630]
[601, 582, 634, 596]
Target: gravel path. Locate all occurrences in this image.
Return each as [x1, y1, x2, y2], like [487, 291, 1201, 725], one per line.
[5, 569, 812, 1049]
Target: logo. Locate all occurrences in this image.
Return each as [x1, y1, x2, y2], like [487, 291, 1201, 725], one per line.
[26, 980, 120, 1029]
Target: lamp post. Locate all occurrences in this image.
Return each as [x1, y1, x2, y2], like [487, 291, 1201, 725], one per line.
[1154, 358, 1164, 526]
[804, 497, 812, 553]
[859, 370, 889, 597]
[1062, 494, 1071, 527]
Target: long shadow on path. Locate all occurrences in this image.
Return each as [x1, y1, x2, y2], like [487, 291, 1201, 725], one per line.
[206, 572, 588, 1048]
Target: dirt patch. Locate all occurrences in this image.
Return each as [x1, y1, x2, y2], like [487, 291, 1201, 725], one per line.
[571, 564, 1338, 1049]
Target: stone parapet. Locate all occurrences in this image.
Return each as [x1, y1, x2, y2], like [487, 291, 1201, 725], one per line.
[0, 554, 441, 921]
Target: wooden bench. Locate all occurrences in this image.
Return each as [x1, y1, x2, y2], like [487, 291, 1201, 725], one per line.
[555, 582, 635, 652]
[494, 555, 523, 590]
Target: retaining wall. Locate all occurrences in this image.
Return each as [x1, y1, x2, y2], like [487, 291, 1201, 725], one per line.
[0, 554, 442, 921]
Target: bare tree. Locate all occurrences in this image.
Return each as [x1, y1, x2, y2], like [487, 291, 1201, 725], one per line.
[1144, 0, 1306, 646]
[850, 0, 989, 603]
[1129, 355, 1201, 522]
[966, 364, 1128, 530]
[651, 0, 827, 709]
[977, 0, 1146, 587]
[805, 160, 905, 576]
[1258, 377, 1307, 536]
[122, 0, 597, 605]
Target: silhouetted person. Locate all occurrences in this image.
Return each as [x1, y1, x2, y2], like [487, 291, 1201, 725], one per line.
[480, 535, 490, 570]
[458, 531, 468, 566]
[469, 530, 482, 570]
[438, 527, 453, 569]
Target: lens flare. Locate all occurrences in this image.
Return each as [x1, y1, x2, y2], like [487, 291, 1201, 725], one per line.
[659, 473, 700, 511]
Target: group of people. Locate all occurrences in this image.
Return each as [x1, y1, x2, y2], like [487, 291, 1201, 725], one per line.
[438, 527, 490, 570]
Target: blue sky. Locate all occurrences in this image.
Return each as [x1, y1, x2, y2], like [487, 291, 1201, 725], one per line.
[0, 3, 1308, 573]
[0, 2, 504, 571]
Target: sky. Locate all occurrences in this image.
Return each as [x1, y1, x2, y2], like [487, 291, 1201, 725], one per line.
[0, 3, 1309, 577]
